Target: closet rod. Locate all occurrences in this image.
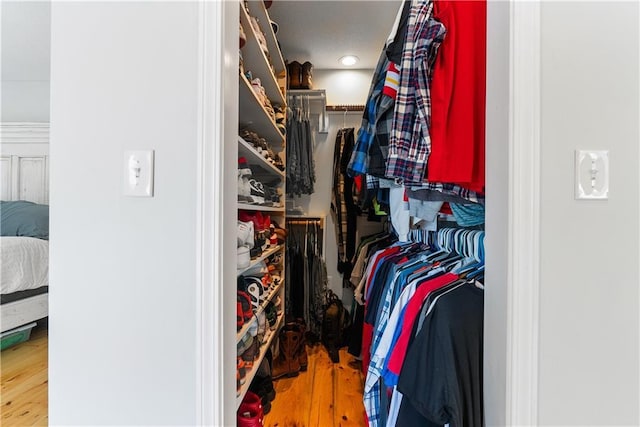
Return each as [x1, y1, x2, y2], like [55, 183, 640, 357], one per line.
[326, 104, 364, 112]
[286, 217, 324, 227]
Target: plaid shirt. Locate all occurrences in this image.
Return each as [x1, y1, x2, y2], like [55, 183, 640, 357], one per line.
[348, 49, 388, 178]
[386, 1, 446, 184]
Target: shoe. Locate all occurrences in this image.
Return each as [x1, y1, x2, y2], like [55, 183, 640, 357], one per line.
[251, 78, 267, 105]
[238, 157, 252, 177]
[239, 334, 259, 368]
[274, 105, 286, 135]
[238, 175, 252, 203]
[237, 407, 262, 427]
[250, 374, 276, 405]
[248, 179, 265, 204]
[237, 300, 244, 330]
[271, 324, 303, 379]
[238, 220, 255, 248]
[238, 357, 247, 386]
[273, 295, 283, 315]
[256, 310, 267, 343]
[239, 210, 266, 233]
[237, 290, 253, 327]
[238, 158, 253, 203]
[265, 302, 277, 330]
[249, 15, 268, 55]
[238, 246, 251, 269]
[240, 22, 247, 49]
[249, 374, 275, 417]
[301, 61, 313, 89]
[238, 391, 264, 427]
[288, 61, 302, 89]
[243, 276, 265, 311]
[238, 332, 255, 362]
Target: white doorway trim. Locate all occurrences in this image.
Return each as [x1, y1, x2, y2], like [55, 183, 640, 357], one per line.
[196, 1, 226, 425]
[506, 0, 541, 425]
[197, 1, 239, 425]
[196, 0, 543, 424]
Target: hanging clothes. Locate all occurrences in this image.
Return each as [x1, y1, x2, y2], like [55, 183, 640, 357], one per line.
[385, 1, 446, 184]
[348, 0, 488, 233]
[330, 127, 358, 282]
[395, 283, 484, 426]
[285, 219, 327, 339]
[426, 0, 487, 193]
[286, 96, 316, 196]
[355, 228, 485, 427]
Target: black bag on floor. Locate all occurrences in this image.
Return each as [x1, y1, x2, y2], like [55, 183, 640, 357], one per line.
[321, 290, 351, 363]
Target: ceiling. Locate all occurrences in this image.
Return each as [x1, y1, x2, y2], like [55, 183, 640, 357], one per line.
[268, 1, 403, 70]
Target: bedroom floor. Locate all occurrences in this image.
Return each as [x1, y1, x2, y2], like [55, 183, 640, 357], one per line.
[1, 321, 48, 426]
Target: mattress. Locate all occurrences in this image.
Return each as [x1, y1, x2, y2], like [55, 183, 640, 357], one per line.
[1, 236, 49, 295]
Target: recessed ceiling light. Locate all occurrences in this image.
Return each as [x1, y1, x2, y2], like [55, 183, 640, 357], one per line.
[339, 55, 359, 66]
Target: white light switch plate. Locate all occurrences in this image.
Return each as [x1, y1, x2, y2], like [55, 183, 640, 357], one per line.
[575, 150, 608, 200]
[123, 150, 154, 197]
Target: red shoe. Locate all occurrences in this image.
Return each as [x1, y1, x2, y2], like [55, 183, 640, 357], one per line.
[238, 390, 263, 426]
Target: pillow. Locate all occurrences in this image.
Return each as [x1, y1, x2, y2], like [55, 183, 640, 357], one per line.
[1, 201, 49, 240]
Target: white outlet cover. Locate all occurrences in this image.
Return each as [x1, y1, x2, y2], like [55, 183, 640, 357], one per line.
[575, 150, 608, 200]
[123, 150, 154, 197]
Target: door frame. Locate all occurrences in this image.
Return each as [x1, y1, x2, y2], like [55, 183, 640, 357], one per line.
[197, 0, 542, 425]
[506, 1, 541, 425]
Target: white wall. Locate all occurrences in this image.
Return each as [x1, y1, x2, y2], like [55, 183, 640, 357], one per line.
[484, 1, 509, 425]
[314, 69, 373, 106]
[1, 1, 50, 122]
[49, 2, 200, 424]
[538, 2, 639, 424]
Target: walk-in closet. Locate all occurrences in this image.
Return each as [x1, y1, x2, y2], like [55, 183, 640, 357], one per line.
[236, 1, 491, 426]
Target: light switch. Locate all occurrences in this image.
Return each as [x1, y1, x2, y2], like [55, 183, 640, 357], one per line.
[575, 150, 608, 200]
[123, 150, 154, 197]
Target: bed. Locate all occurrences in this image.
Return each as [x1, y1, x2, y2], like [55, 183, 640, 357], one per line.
[1, 122, 49, 334]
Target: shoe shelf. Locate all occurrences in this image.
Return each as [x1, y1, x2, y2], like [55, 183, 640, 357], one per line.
[237, 278, 285, 344]
[237, 311, 284, 409]
[238, 136, 285, 179]
[244, 0, 287, 93]
[239, 2, 286, 107]
[237, 202, 285, 213]
[239, 72, 285, 148]
[237, 243, 284, 277]
[237, 0, 287, 410]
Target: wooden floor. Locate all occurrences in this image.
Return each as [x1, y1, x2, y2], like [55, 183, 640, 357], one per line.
[1, 328, 365, 427]
[1, 323, 48, 426]
[264, 344, 366, 427]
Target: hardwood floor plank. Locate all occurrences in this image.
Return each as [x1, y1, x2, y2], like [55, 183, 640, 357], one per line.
[264, 344, 318, 427]
[334, 351, 365, 427]
[307, 345, 335, 427]
[264, 344, 366, 427]
[1, 324, 48, 426]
